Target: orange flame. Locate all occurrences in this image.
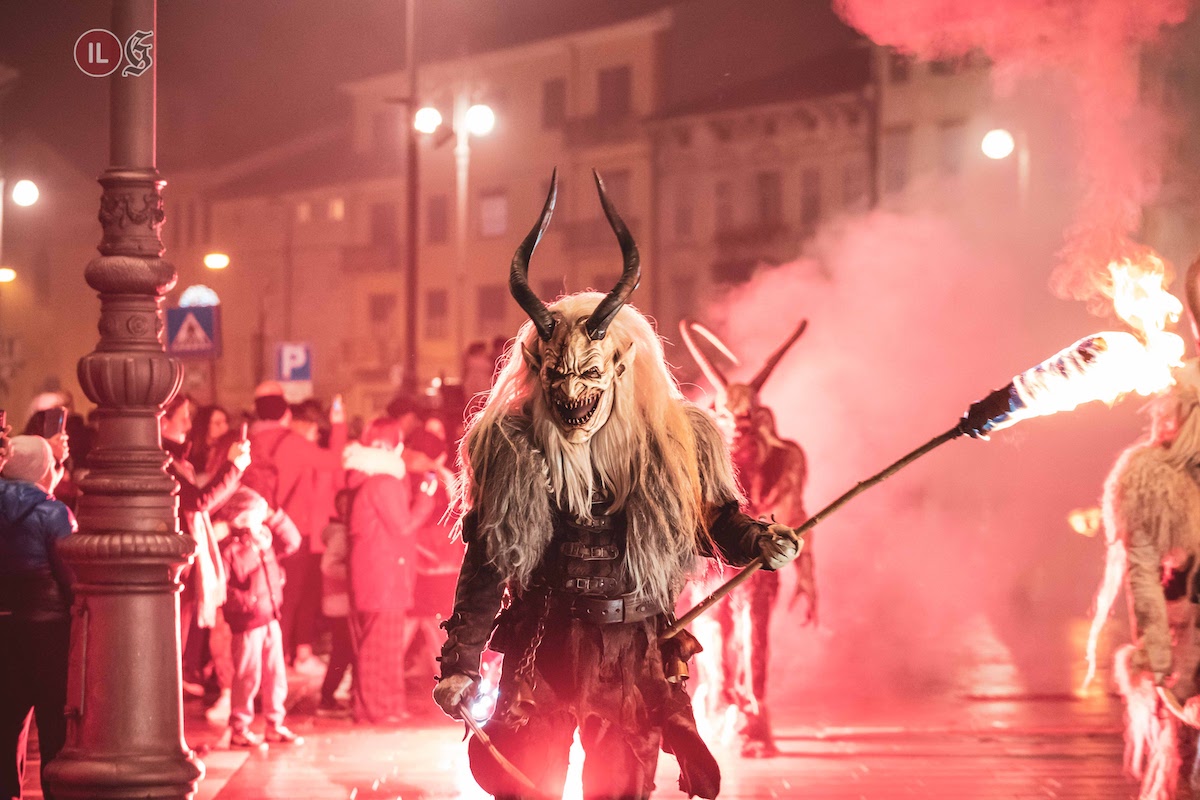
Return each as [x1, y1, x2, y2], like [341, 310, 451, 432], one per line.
[1009, 255, 1185, 425]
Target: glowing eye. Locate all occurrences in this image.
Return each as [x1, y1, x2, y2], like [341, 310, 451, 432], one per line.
[583, 368, 601, 379]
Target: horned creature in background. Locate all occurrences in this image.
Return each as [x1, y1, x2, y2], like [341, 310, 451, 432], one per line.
[679, 319, 814, 758]
[432, 169, 805, 799]
[1087, 257, 1200, 800]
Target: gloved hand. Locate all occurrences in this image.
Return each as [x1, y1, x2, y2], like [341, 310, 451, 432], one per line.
[757, 522, 803, 570]
[433, 674, 478, 720]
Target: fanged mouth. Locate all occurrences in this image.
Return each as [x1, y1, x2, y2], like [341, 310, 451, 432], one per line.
[554, 393, 600, 427]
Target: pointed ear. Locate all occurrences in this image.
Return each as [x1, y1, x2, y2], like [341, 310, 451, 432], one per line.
[522, 343, 542, 372]
[614, 342, 636, 377]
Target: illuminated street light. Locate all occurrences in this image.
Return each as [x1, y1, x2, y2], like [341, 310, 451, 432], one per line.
[11, 179, 38, 207]
[981, 129, 1016, 160]
[465, 103, 496, 137]
[0, 268, 16, 283]
[203, 252, 230, 270]
[414, 106, 443, 134]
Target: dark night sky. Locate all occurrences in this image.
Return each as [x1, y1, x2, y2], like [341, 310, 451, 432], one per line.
[0, 0, 858, 178]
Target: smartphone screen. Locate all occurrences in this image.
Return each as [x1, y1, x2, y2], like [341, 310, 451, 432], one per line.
[43, 406, 67, 439]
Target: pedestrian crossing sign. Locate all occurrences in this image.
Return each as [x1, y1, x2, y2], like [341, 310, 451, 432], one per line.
[166, 305, 221, 359]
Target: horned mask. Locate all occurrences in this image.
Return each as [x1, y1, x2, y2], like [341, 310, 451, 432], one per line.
[679, 318, 807, 448]
[511, 169, 640, 444]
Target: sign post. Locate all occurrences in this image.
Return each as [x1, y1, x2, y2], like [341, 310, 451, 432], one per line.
[276, 341, 314, 402]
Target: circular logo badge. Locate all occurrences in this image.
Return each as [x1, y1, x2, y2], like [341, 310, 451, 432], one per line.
[74, 29, 122, 77]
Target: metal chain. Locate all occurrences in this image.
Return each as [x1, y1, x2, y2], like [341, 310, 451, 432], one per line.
[513, 594, 550, 689]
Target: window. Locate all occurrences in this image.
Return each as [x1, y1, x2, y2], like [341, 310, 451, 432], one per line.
[800, 168, 821, 227]
[372, 108, 400, 153]
[930, 57, 960, 76]
[328, 197, 346, 221]
[477, 284, 507, 332]
[842, 162, 868, 209]
[426, 194, 449, 243]
[673, 275, 696, 322]
[888, 52, 912, 83]
[370, 202, 397, 245]
[714, 180, 734, 232]
[755, 171, 783, 227]
[186, 201, 197, 246]
[674, 185, 694, 241]
[542, 78, 567, 129]
[938, 120, 967, 175]
[591, 273, 619, 293]
[601, 169, 632, 210]
[425, 289, 449, 340]
[296, 201, 312, 223]
[882, 126, 913, 194]
[597, 65, 632, 118]
[539, 279, 562, 302]
[368, 293, 397, 325]
[478, 190, 508, 237]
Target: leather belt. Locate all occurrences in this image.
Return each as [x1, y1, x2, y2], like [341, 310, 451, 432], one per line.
[559, 592, 662, 625]
[561, 576, 619, 594]
[560, 542, 619, 561]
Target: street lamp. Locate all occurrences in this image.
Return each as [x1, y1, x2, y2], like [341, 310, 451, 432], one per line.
[981, 128, 1015, 160]
[0, 268, 15, 283]
[11, 179, 38, 207]
[981, 127, 1030, 211]
[414, 94, 495, 359]
[203, 251, 230, 270]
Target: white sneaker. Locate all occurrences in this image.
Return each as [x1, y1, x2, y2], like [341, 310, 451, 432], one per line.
[205, 690, 231, 724]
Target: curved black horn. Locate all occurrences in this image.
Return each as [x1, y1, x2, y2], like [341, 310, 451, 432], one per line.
[509, 169, 558, 341]
[749, 319, 809, 393]
[585, 169, 641, 340]
[1187, 254, 1200, 350]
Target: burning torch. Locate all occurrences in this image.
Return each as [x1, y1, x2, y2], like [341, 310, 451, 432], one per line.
[663, 332, 1177, 640]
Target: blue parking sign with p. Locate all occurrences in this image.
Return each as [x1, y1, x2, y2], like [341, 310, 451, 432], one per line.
[276, 343, 313, 382]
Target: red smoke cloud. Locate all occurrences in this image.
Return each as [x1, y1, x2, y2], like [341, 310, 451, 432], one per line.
[835, 0, 1190, 303]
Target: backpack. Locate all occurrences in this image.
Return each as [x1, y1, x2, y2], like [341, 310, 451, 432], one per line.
[241, 429, 297, 512]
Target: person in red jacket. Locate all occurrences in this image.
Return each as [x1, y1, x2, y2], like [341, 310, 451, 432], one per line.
[214, 487, 304, 748]
[243, 388, 347, 669]
[343, 417, 437, 724]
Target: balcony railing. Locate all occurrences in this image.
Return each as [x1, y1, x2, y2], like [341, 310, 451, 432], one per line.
[562, 116, 642, 148]
[341, 243, 399, 273]
[563, 217, 642, 252]
[714, 222, 795, 249]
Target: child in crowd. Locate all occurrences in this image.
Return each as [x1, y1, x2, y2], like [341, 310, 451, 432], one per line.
[317, 489, 355, 716]
[215, 487, 304, 748]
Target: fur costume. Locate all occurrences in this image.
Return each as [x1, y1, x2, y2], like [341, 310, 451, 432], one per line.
[1089, 361, 1200, 800]
[436, 173, 794, 800]
[679, 320, 814, 758]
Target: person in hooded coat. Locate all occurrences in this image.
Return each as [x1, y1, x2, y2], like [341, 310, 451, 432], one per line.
[0, 436, 76, 800]
[343, 417, 436, 724]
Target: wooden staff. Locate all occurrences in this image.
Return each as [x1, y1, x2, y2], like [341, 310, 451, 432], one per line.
[661, 425, 965, 641]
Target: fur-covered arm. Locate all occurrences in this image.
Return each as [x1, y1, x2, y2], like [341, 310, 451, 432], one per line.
[1127, 539, 1174, 679]
[438, 511, 505, 681]
[704, 502, 772, 567]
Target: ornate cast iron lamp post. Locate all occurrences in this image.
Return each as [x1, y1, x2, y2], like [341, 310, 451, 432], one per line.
[44, 0, 203, 797]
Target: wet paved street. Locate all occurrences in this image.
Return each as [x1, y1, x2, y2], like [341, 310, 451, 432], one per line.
[185, 692, 1132, 799]
[25, 688, 1136, 799]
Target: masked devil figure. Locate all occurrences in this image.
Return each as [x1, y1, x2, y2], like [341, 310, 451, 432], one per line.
[432, 170, 805, 800]
[1086, 258, 1200, 800]
[678, 320, 815, 758]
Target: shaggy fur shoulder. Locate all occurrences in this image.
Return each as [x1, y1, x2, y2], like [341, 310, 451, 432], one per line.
[464, 415, 555, 587]
[1109, 443, 1200, 555]
[1107, 442, 1200, 678]
[685, 404, 742, 510]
